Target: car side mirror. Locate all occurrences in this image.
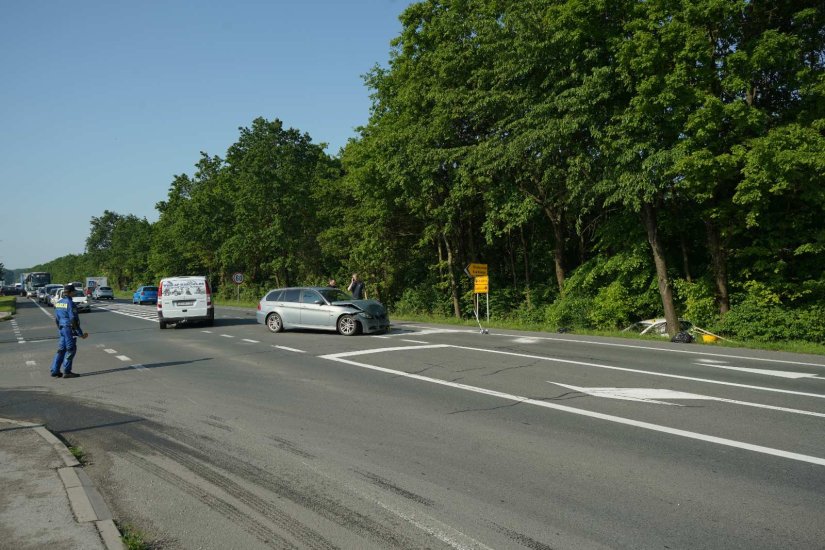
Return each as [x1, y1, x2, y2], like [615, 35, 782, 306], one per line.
[314, 300, 324, 305]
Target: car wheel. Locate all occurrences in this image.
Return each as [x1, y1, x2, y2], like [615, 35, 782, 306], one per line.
[337, 315, 358, 336]
[159, 321, 167, 330]
[266, 313, 283, 333]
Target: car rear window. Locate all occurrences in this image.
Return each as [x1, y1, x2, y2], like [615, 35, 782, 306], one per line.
[100, 287, 112, 291]
[144, 287, 158, 292]
[265, 290, 283, 302]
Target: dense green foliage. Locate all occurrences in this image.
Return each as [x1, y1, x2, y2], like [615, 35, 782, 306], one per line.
[24, 0, 825, 343]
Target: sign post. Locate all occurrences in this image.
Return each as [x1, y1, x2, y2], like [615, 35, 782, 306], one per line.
[465, 263, 490, 331]
[232, 272, 244, 301]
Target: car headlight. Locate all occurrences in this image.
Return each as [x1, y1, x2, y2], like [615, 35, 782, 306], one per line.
[357, 311, 374, 319]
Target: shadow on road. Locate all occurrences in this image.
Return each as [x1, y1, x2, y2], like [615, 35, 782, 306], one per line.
[79, 357, 213, 377]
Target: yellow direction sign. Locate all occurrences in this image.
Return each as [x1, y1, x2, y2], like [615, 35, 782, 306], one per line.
[474, 275, 489, 293]
[465, 263, 488, 277]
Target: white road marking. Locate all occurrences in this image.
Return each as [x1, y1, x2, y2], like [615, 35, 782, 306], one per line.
[104, 349, 117, 354]
[549, 383, 825, 418]
[26, 360, 36, 367]
[273, 345, 305, 353]
[695, 359, 729, 364]
[327, 345, 449, 358]
[697, 364, 821, 379]
[241, 339, 259, 343]
[401, 339, 431, 344]
[447, 344, 825, 400]
[486, 332, 825, 368]
[220, 334, 234, 338]
[202, 330, 213, 333]
[371, 335, 391, 339]
[32, 300, 54, 319]
[320, 351, 825, 467]
[513, 337, 541, 344]
[116, 355, 131, 362]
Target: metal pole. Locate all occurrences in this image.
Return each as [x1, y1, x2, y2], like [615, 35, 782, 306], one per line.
[486, 291, 489, 323]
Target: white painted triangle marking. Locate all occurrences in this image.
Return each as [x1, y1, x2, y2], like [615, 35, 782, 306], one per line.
[549, 382, 825, 418]
[699, 364, 820, 379]
[552, 383, 703, 405]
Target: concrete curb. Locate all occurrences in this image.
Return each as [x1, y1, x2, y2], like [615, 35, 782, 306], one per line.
[0, 417, 125, 550]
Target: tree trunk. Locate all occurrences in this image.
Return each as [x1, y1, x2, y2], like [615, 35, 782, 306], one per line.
[543, 205, 566, 293]
[443, 232, 462, 319]
[520, 226, 532, 309]
[705, 221, 730, 314]
[642, 203, 679, 337]
[680, 235, 692, 283]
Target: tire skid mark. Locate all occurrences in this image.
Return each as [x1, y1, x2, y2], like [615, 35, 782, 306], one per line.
[143, 440, 338, 550]
[121, 451, 296, 549]
[162, 429, 422, 549]
[356, 470, 434, 506]
[266, 435, 317, 460]
[490, 522, 555, 550]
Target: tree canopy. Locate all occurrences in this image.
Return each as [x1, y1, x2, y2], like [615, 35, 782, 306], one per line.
[28, 0, 825, 344]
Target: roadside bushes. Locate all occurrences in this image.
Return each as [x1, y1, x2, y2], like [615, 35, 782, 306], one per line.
[717, 298, 825, 344]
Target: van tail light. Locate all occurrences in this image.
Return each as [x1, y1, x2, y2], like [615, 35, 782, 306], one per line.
[205, 280, 212, 306]
[157, 281, 162, 309]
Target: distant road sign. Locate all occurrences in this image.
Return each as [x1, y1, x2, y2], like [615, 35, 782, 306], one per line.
[232, 272, 244, 285]
[474, 275, 489, 293]
[465, 263, 488, 277]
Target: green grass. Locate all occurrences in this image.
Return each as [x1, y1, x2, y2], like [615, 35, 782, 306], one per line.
[67, 445, 88, 465]
[390, 311, 825, 356]
[115, 521, 152, 550]
[0, 296, 16, 317]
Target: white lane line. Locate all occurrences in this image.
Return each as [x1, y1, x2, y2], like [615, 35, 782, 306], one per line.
[116, 355, 131, 362]
[320, 353, 825, 467]
[202, 330, 213, 334]
[104, 349, 117, 354]
[220, 334, 234, 338]
[273, 345, 305, 353]
[698, 364, 821, 379]
[695, 359, 729, 364]
[26, 360, 36, 367]
[371, 335, 391, 339]
[32, 300, 54, 319]
[327, 344, 449, 358]
[447, 344, 825, 400]
[549, 383, 825, 418]
[401, 339, 431, 344]
[487, 332, 825, 368]
[241, 339, 259, 343]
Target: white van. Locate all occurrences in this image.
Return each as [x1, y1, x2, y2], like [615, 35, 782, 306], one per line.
[157, 276, 214, 329]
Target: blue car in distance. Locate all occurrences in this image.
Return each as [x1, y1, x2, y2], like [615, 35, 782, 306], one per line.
[133, 286, 158, 305]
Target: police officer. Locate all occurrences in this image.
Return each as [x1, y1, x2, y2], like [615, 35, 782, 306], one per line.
[50, 284, 88, 378]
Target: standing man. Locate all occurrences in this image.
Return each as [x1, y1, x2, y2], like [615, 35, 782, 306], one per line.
[50, 284, 88, 379]
[347, 273, 365, 299]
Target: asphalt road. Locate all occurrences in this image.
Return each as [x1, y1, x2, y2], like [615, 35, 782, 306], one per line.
[1, 296, 824, 549]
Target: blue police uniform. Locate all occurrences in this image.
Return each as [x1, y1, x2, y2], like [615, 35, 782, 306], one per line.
[50, 294, 83, 376]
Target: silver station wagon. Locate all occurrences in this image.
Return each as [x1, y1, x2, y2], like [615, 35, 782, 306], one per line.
[256, 286, 390, 336]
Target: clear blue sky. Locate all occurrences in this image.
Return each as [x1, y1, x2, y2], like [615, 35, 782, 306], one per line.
[0, 0, 411, 271]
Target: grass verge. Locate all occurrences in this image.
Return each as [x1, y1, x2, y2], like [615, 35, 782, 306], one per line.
[392, 312, 825, 356]
[0, 296, 16, 317]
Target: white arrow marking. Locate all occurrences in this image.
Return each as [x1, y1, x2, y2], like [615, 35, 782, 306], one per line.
[550, 382, 825, 418]
[697, 364, 820, 379]
[319, 350, 825, 465]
